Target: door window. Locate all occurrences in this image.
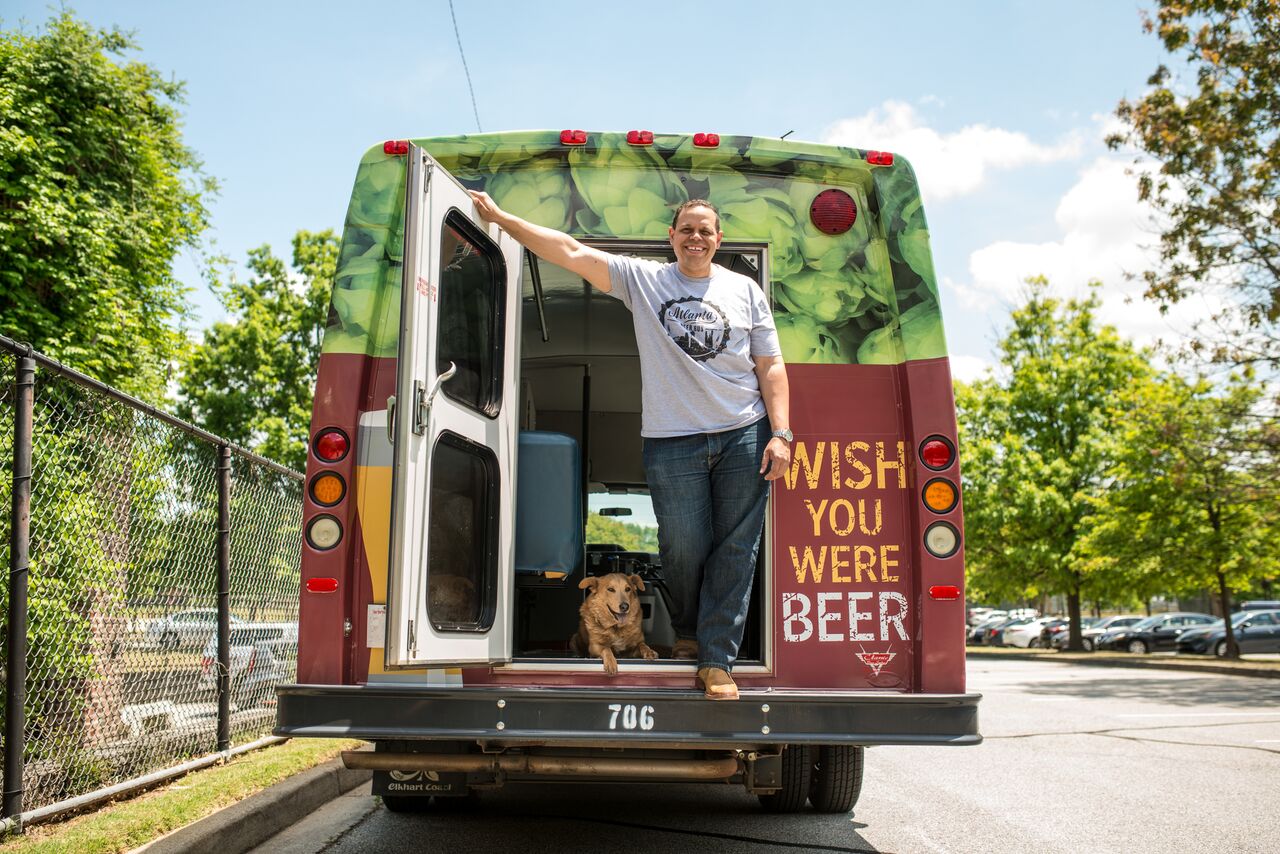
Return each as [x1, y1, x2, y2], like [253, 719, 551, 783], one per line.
[426, 432, 498, 631]
[437, 213, 506, 417]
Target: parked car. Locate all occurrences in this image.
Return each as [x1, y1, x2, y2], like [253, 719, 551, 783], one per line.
[1053, 615, 1143, 651]
[968, 614, 1010, 645]
[1003, 617, 1063, 648]
[200, 624, 295, 706]
[1176, 609, 1280, 656]
[1037, 618, 1074, 648]
[146, 609, 244, 649]
[1095, 612, 1216, 654]
[1239, 600, 1280, 612]
[986, 616, 1033, 647]
[967, 607, 1004, 627]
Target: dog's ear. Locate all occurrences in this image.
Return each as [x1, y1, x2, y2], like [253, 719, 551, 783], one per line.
[578, 576, 598, 592]
[628, 574, 645, 592]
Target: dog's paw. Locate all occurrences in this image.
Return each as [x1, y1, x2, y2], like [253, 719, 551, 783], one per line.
[639, 645, 659, 661]
[603, 659, 618, 676]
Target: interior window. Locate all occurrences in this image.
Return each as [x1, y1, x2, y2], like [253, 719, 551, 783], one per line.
[426, 432, 498, 631]
[437, 212, 505, 416]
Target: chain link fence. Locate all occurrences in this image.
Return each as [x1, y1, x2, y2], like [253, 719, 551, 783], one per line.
[1, 337, 303, 819]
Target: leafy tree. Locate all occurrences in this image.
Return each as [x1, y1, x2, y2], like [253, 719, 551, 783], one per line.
[957, 280, 1152, 648]
[0, 13, 213, 399]
[1108, 1, 1280, 369]
[178, 231, 337, 470]
[1084, 370, 1279, 656]
[586, 514, 659, 554]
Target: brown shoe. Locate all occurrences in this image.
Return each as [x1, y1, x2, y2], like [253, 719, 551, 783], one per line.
[671, 638, 698, 660]
[697, 667, 739, 701]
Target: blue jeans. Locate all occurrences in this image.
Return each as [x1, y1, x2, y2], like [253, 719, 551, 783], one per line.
[643, 418, 770, 673]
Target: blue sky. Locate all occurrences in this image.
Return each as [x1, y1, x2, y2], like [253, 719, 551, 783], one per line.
[6, 1, 1184, 378]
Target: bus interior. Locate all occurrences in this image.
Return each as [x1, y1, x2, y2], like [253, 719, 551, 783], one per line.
[510, 244, 769, 665]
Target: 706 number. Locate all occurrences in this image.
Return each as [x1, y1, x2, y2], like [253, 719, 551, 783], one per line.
[607, 703, 655, 731]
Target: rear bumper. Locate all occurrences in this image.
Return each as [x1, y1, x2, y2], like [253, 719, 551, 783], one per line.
[274, 684, 982, 748]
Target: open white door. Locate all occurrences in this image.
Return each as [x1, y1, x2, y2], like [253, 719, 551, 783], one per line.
[385, 144, 522, 667]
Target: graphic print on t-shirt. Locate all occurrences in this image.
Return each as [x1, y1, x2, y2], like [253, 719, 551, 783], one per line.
[658, 296, 730, 362]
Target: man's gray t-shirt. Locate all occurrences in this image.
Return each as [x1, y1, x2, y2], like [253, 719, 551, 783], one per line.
[607, 255, 782, 438]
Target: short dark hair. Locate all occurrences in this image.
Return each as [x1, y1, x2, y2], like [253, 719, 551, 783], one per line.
[670, 199, 720, 231]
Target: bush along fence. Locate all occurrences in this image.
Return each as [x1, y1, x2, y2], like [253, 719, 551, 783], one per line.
[0, 334, 304, 832]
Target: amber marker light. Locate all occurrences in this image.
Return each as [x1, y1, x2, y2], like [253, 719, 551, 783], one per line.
[923, 478, 958, 514]
[310, 473, 346, 506]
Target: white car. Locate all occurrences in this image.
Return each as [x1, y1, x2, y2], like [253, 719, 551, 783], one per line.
[1002, 617, 1061, 648]
[146, 608, 244, 649]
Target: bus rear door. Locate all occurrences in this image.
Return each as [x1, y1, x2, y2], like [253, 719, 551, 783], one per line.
[384, 144, 522, 668]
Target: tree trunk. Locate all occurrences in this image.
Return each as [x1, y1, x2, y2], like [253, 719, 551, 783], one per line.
[1216, 569, 1238, 659]
[1065, 579, 1083, 651]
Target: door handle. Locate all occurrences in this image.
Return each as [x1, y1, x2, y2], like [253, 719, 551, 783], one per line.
[413, 362, 457, 435]
[386, 395, 396, 445]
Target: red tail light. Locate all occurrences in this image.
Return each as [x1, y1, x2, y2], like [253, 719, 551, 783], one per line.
[626, 129, 654, 145]
[560, 129, 587, 145]
[693, 132, 720, 147]
[810, 189, 858, 235]
[383, 140, 409, 155]
[201, 656, 211, 674]
[247, 648, 257, 674]
[313, 429, 349, 462]
[919, 436, 955, 470]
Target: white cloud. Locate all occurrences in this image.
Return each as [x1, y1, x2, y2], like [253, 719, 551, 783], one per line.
[821, 101, 1082, 201]
[950, 156, 1213, 351]
[948, 353, 994, 383]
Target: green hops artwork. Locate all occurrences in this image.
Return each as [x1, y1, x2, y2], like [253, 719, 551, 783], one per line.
[324, 131, 946, 365]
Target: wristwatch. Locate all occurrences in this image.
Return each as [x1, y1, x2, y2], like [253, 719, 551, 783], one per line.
[771, 428, 793, 442]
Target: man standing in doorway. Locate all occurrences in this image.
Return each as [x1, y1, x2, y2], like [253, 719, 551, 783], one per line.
[469, 191, 791, 700]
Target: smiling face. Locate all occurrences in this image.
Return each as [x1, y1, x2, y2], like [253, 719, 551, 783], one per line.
[668, 204, 722, 277]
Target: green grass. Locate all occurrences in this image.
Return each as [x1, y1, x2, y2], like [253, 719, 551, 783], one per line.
[0, 738, 364, 854]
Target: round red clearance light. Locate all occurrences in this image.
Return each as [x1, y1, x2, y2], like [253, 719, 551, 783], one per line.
[919, 436, 955, 471]
[810, 189, 858, 235]
[314, 429, 349, 463]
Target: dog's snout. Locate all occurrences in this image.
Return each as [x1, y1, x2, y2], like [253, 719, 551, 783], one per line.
[618, 601, 630, 613]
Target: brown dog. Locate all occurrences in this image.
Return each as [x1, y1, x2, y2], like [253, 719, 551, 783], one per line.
[570, 573, 658, 675]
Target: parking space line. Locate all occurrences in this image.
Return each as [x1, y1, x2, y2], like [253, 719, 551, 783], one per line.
[1116, 712, 1280, 718]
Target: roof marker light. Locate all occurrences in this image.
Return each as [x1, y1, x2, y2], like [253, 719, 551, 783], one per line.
[383, 140, 409, 156]
[560, 129, 587, 145]
[626, 130, 654, 146]
[693, 132, 720, 148]
[865, 150, 895, 166]
[306, 577, 340, 593]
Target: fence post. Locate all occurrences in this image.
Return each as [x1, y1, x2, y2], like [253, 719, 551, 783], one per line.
[4, 354, 35, 820]
[216, 445, 231, 752]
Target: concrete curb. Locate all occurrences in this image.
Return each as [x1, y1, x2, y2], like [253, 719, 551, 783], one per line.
[134, 758, 371, 854]
[966, 649, 1280, 679]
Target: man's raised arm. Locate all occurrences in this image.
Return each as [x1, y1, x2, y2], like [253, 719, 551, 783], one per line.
[468, 190, 613, 293]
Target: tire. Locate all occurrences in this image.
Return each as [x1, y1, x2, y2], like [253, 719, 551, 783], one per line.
[382, 795, 432, 813]
[808, 745, 864, 813]
[1082, 638, 1094, 652]
[758, 745, 812, 813]
[1215, 639, 1229, 658]
[1028, 638, 1041, 649]
[1127, 639, 1148, 654]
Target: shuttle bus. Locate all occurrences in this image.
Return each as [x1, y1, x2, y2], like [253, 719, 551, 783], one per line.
[275, 129, 980, 812]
